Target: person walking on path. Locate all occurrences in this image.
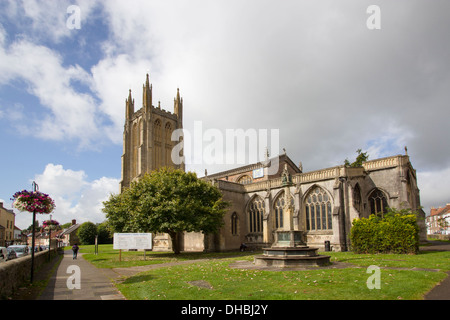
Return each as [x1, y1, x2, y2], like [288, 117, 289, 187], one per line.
[72, 243, 79, 260]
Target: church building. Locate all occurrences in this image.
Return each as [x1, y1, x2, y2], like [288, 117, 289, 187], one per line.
[120, 74, 426, 252]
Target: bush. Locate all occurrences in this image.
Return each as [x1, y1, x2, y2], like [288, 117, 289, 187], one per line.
[350, 208, 419, 254]
[77, 221, 97, 245]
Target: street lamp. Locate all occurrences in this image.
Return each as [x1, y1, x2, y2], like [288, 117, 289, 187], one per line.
[30, 181, 38, 283]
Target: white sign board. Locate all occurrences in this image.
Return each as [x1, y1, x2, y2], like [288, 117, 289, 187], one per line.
[253, 168, 264, 179]
[113, 233, 153, 250]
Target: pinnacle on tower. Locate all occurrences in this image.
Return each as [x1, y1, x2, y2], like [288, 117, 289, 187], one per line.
[174, 88, 183, 125]
[126, 89, 134, 119]
[143, 73, 152, 110]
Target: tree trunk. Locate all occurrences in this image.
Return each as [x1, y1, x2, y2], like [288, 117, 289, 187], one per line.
[169, 231, 181, 254]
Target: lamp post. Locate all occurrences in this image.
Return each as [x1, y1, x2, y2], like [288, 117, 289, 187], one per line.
[30, 181, 38, 283]
[48, 214, 52, 261]
[11, 182, 55, 284]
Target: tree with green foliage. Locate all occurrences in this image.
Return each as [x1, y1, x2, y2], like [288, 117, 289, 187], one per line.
[344, 149, 369, 167]
[77, 221, 97, 245]
[97, 221, 113, 244]
[103, 167, 229, 254]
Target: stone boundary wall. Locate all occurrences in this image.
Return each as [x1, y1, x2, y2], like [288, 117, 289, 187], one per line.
[0, 249, 58, 299]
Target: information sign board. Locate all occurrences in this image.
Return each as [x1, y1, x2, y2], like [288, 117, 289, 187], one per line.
[113, 233, 153, 250]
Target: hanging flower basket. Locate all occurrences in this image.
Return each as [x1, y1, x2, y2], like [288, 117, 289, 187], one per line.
[11, 190, 55, 214]
[43, 219, 60, 229]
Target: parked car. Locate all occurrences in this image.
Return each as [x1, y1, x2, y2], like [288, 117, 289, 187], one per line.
[6, 247, 17, 260]
[0, 247, 7, 262]
[7, 245, 29, 257]
[0, 247, 17, 262]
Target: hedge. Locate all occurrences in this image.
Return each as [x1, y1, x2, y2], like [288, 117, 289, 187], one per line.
[350, 212, 419, 254]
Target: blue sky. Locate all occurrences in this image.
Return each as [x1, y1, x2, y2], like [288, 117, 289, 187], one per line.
[1, 0, 450, 229]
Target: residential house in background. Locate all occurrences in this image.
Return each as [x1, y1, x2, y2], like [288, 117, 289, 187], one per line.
[427, 204, 450, 235]
[60, 220, 81, 246]
[0, 202, 15, 246]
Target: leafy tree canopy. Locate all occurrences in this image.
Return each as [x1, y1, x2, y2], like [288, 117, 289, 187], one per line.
[103, 167, 229, 254]
[77, 221, 97, 245]
[344, 149, 369, 167]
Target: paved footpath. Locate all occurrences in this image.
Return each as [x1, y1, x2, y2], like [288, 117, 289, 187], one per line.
[423, 241, 450, 300]
[38, 250, 126, 300]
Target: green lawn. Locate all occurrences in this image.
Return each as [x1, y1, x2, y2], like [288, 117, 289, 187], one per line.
[79, 244, 450, 300]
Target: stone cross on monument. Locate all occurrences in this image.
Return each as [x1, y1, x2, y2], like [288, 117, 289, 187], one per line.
[281, 164, 294, 232]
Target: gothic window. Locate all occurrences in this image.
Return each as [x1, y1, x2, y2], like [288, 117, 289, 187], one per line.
[231, 212, 238, 236]
[368, 189, 388, 217]
[305, 187, 332, 231]
[353, 184, 362, 214]
[238, 175, 253, 185]
[274, 194, 285, 229]
[165, 122, 172, 142]
[248, 196, 265, 233]
[132, 122, 139, 177]
[154, 119, 162, 142]
[165, 122, 173, 166]
[154, 119, 162, 169]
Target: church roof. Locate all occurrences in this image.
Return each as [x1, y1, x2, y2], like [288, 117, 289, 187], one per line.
[202, 153, 301, 181]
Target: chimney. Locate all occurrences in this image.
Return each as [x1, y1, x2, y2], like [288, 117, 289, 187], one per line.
[72, 219, 76, 225]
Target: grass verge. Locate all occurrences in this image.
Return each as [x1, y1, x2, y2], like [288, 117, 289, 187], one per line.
[79, 244, 450, 300]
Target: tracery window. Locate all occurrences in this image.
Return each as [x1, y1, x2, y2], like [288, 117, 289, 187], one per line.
[274, 196, 284, 229]
[368, 189, 388, 217]
[305, 187, 332, 231]
[154, 119, 162, 141]
[353, 184, 362, 214]
[248, 196, 265, 233]
[238, 175, 253, 185]
[274, 192, 294, 229]
[165, 122, 172, 142]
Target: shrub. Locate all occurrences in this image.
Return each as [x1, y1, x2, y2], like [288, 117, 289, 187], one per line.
[77, 221, 98, 245]
[350, 208, 419, 254]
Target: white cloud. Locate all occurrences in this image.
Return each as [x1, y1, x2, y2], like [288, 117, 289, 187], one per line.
[13, 164, 119, 229]
[2, 0, 100, 43]
[0, 38, 110, 149]
[418, 168, 450, 215]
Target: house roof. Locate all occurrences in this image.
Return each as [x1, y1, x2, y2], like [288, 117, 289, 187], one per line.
[430, 204, 450, 217]
[60, 223, 80, 236]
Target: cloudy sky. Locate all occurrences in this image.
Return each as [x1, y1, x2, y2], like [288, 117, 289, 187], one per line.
[1, 0, 449, 229]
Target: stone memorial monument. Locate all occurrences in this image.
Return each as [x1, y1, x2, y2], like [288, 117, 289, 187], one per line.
[254, 165, 331, 267]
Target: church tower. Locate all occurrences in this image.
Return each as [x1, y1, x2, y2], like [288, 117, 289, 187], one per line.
[120, 73, 184, 192]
